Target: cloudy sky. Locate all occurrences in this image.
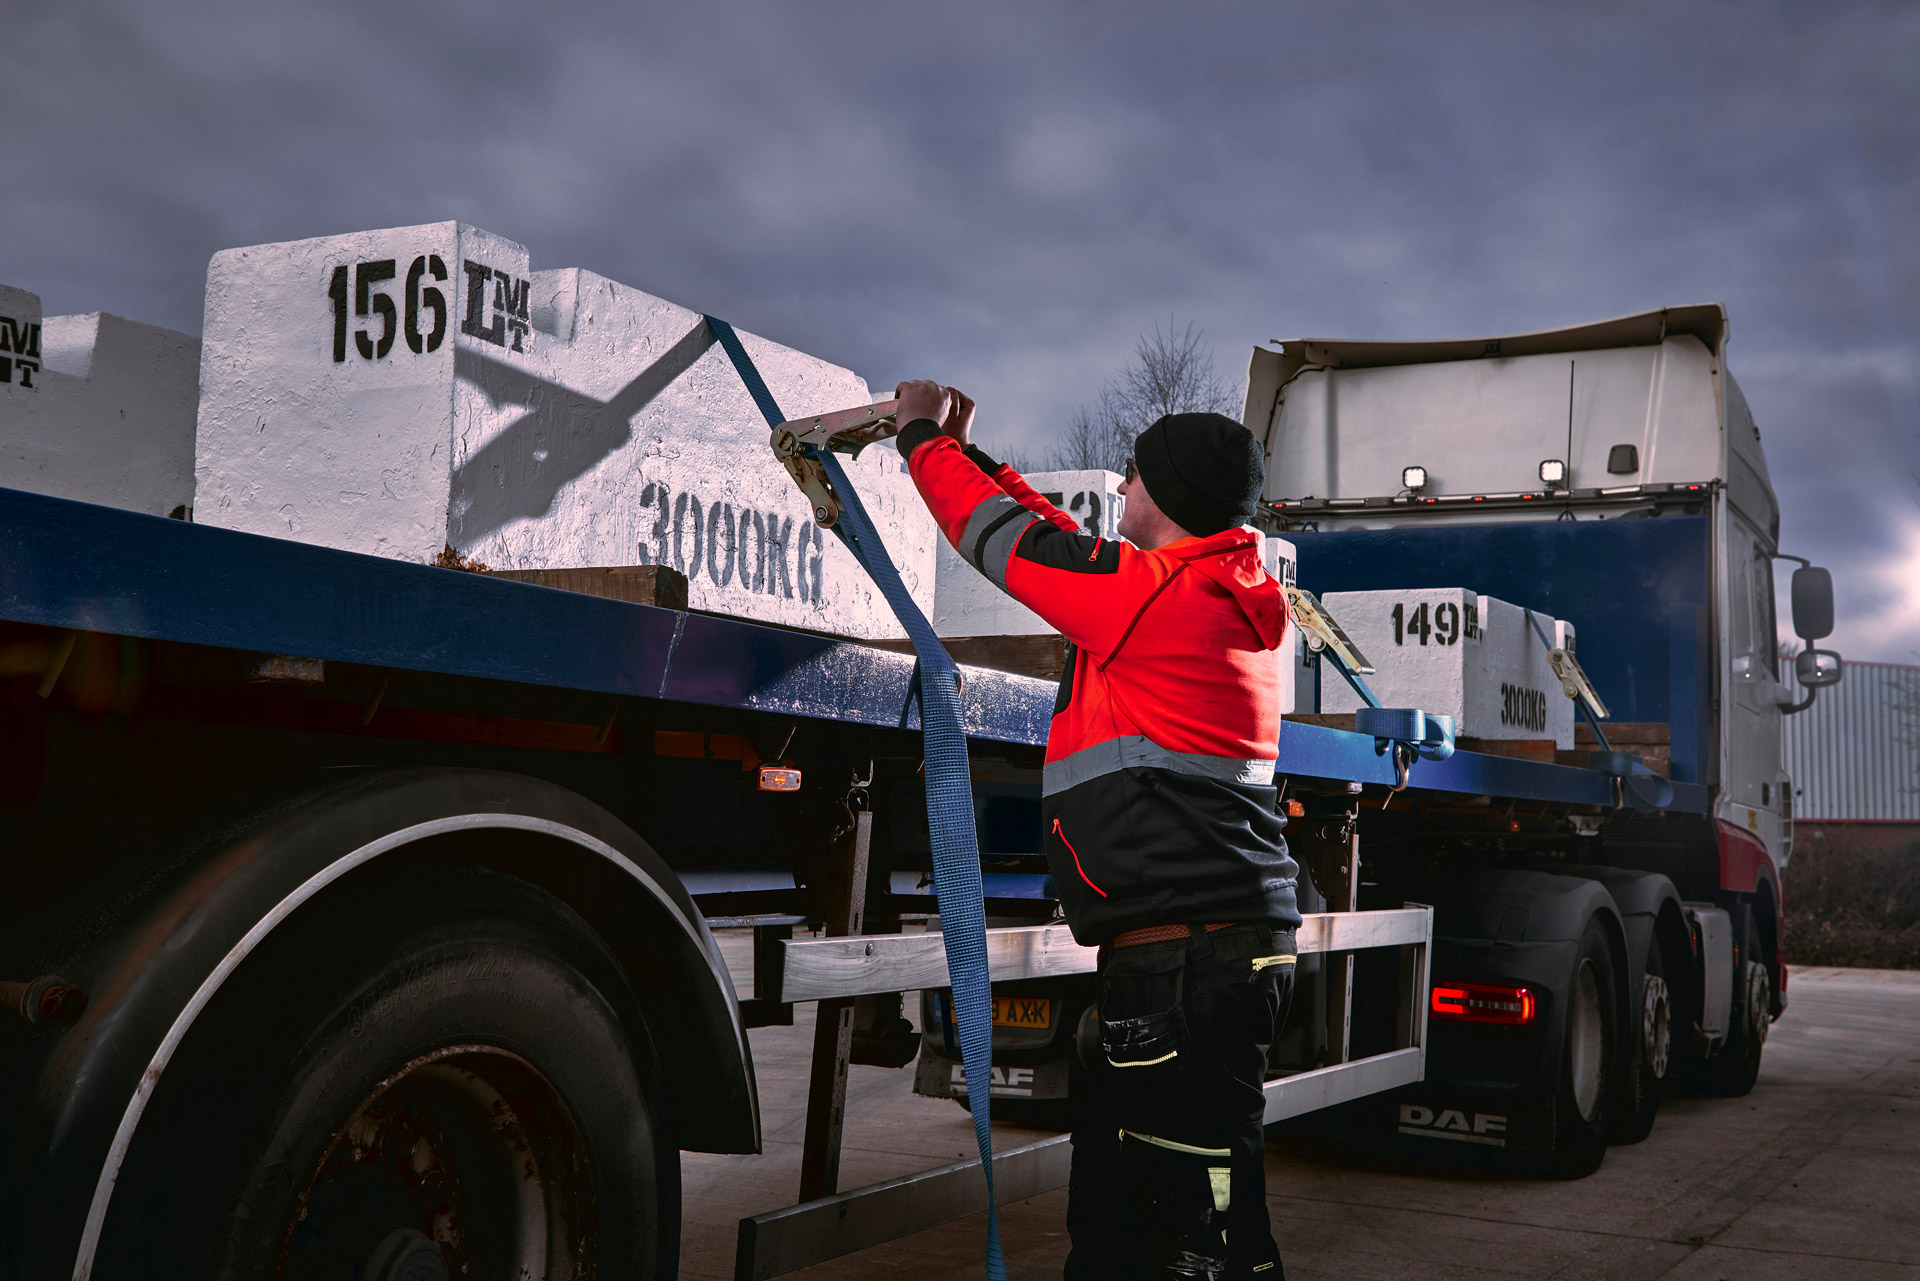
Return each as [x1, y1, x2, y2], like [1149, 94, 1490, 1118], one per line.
[4, 0, 1916, 660]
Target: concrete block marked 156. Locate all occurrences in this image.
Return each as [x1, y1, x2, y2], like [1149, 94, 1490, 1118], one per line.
[196, 222, 935, 640]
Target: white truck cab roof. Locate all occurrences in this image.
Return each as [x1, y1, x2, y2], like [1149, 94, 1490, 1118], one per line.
[1244, 303, 1777, 543]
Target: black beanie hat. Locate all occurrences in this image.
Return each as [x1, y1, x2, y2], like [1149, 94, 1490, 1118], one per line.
[1131, 412, 1265, 537]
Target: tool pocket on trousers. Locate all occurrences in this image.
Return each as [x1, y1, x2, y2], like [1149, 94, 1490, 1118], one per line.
[1098, 948, 1187, 1070]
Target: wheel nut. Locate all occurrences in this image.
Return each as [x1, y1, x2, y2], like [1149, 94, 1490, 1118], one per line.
[1, 976, 89, 1029]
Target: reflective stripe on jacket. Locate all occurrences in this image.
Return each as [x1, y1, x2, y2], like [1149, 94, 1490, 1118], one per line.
[898, 422, 1301, 945]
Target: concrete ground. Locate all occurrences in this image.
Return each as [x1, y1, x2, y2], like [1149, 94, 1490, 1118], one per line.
[682, 938, 1920, 1280]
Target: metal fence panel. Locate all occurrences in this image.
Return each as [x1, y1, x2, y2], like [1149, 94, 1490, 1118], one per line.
[1781, 659, 1920, 821]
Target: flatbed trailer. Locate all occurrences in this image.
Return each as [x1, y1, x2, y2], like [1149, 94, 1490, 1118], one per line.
[0, 470, 1718, 1280]
[1, 482, 1444, 1281]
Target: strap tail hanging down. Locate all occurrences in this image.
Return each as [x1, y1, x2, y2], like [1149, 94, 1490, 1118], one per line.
[707, 318, 1008, 1280]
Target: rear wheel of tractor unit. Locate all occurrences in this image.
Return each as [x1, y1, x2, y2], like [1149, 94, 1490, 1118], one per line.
[1610, 939, 1670, 1144]
[1541, 921, 1617, 1177]
[93, 861, 678, 1281]
[1681, 906, 1769, 1098]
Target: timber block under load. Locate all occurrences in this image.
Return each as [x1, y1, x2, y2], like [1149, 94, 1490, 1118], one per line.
[0, 282, 200, 518]
[871, 633, 1072, 682]
[487, 564, 690, 610]
[193, 222, 935, 641]
[1568, 722, 1672, 777]
[1318, 588, 1575, 749]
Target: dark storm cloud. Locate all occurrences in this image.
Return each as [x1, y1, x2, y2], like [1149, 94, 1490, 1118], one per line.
[3, 0, 1916, 656]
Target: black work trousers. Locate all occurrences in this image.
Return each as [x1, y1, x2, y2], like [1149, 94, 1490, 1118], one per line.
[1065, 922, 1296, 1281]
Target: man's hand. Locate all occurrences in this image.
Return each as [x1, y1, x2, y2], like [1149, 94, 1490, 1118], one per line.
[893, 380, 950, 433]
[943, 385, 976, 450]
[893, 380, 975, 450]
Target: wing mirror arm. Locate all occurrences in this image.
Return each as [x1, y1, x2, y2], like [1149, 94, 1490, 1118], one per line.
[1780, 647, 1844, 714]
[1778, 686, 1819, 715]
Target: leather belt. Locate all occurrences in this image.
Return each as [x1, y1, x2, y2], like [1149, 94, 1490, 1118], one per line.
[1111, 922, 1234, 949]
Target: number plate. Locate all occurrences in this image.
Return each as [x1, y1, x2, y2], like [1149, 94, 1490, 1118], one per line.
[991, 996, 1053, 1029]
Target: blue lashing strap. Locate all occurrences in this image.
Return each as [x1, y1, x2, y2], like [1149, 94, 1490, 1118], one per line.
[705, 318, 1008, 1280]
[1317, 648, 1456, 765]
[1521, 609, 1672, 813]
[1305, 614, 1451, 772]
[1353, 706, 1456, 763]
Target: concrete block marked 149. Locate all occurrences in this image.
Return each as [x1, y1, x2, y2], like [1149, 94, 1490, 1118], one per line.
[1320, 588, 1574, 747]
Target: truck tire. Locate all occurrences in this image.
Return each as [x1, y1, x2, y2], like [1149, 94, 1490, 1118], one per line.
[1609, 940, 1669, 1145]
[1542, 921, 1616, 1177]
[91, 861, 678, 1281]
[1686, 906, 1768, 1098]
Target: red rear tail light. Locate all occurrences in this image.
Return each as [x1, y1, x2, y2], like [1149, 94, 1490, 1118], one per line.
[1431, 980, 1537, 1026]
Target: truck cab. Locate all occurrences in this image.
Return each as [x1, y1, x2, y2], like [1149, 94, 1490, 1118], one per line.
[1224, 303, 1846, 1168]
[1247, 302, 1828, 885]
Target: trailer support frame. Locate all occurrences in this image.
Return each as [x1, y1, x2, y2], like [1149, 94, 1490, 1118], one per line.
[733, 904, 1432, 1280]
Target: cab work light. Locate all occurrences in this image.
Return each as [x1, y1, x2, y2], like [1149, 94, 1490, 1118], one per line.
[1402, 465, 1428, 492]
[1538, 459, 1567, 489]
[758, 767, 802, 792]
[1431, 980, 1537, 1026]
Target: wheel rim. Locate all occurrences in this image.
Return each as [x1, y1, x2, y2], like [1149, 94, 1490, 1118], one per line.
[1569, 960, 1604, 1121]
[1746, 961, 1771, 1049]
[1643, 974, 1670, 1079]
[278, 1045, 593, 1281]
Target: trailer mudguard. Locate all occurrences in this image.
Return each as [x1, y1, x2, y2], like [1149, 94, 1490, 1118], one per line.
[1399, 866, 1626, 1098]
[4, 767, 754, 1280]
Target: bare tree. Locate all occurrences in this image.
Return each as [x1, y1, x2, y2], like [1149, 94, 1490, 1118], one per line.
[1044, 392, 1132, 471]
[1025, 320, 1236, 473]
[1116, 318, 1238, 428]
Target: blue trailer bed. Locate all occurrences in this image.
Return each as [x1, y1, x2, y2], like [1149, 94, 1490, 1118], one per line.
[0, 484, 1700, 812]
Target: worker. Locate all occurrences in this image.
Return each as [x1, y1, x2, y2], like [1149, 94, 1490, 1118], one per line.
[886, 381, 1300, 1281]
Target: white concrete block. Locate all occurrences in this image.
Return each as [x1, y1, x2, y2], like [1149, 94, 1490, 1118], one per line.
[0, 284, 37, 389]
[1263, 534, 1304, 714]
[931, 469, 1124, 637]
[1318, 588, 1573, 748]
[194, 222, 933, 639]
[0, 282, 200, 517]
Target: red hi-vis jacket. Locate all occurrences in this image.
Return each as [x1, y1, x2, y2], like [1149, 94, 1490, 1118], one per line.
[897, 422, 1301, 946]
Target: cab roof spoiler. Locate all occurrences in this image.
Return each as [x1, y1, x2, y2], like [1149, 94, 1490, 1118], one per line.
[1258, 302, 1727, 383]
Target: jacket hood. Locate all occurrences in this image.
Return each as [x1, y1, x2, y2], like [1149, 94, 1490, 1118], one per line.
[1172, 528, 1287, 650]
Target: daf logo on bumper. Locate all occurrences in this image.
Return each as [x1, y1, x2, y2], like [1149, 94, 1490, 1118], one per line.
[1398, 1104, 1507, 1147]
[951, 1064, 1035, 1097]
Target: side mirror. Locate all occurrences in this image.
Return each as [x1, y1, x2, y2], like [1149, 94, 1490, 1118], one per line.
[1795, 648, 1843, 689]
[1791, 566, 1834, 641]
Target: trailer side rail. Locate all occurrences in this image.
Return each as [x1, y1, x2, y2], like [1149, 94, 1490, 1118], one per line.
[735, 905, 1432, 1281]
